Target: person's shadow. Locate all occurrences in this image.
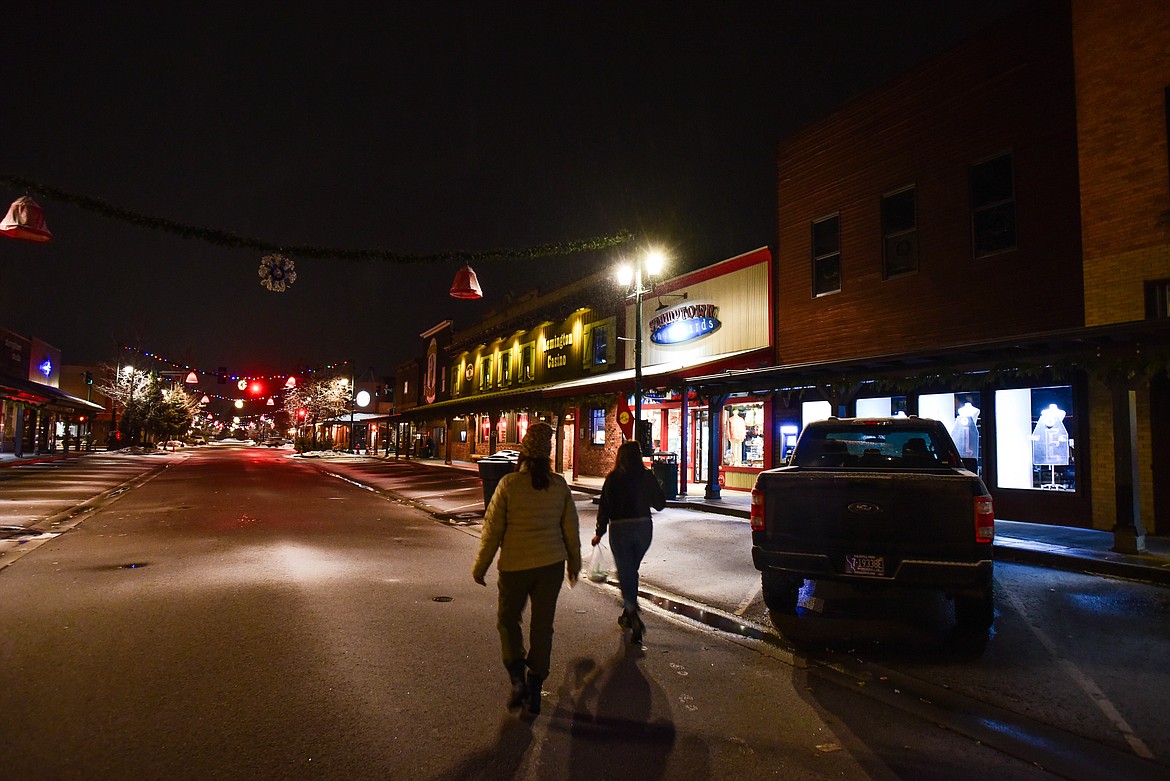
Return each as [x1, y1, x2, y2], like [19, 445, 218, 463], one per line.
[430, 716, 534, 781]
[562, 639, 678, 780]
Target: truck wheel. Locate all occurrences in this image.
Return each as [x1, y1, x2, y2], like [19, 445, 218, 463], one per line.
[761, 572, 801, 615]
[954, 587, 994, 631]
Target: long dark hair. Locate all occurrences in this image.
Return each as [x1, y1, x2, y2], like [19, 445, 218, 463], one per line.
[611, 440, 646, 477]
[520, 454, 552, 490]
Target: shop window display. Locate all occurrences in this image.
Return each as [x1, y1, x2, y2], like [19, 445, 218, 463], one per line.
[724, 403, 764, 468]
[995, 386, 1076, 492]
[588, 407, 606, 445]
[802, 400, 832, 427]
[920, 391, 983, 475]
[856, 396, 908, 418]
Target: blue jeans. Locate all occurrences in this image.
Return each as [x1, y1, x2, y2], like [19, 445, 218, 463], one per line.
[608, 518, 653, 612]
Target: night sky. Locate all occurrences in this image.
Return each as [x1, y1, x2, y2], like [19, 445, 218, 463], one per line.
[2, 1, 1027, 380]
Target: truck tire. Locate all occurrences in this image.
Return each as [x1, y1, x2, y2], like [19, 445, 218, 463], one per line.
[954, 587, 994, 631]
[761, 571, 801, 615]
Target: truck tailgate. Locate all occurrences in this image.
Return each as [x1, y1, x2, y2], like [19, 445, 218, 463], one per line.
[764, 471, 981, 559]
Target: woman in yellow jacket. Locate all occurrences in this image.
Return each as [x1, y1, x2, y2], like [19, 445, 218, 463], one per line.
[472, 422, 581, 716]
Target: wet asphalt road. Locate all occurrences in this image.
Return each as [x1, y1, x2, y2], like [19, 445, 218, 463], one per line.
[0, 444, 1165, 780]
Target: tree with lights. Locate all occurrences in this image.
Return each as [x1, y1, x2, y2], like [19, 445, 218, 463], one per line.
[282, 375, 351, 452]
[96, 365, 201, 448]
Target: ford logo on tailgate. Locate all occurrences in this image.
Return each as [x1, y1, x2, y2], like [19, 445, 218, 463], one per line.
[847, 502, 881, 514]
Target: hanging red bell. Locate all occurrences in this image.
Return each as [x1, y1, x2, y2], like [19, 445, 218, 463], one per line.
[0, 195, 52, 242]
[449, 263, 483, 300]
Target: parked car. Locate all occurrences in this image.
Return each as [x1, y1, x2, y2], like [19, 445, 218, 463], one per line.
[261, 437, 287, 447]
[750, 416, 995, 631]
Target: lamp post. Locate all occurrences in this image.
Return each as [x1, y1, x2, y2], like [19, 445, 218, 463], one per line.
[348, 363, 356, 453]
[616, 249, 666, 454]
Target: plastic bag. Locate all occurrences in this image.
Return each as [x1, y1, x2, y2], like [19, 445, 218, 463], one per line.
[587, 543, 610, 583]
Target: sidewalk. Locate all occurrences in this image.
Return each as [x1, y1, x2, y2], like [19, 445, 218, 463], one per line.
[413, 454, 1170, 588]
[0, 451, 93, 467]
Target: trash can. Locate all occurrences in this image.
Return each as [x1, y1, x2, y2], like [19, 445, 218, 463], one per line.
[651, 451, 678, 500]
[478, 452, 518, 509]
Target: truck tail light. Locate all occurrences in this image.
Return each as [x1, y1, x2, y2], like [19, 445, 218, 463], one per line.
[750, 488, 765, 531]
[974, 495, 994, 543]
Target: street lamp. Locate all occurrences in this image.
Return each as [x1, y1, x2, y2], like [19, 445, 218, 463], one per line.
[616, 248, 666, 454]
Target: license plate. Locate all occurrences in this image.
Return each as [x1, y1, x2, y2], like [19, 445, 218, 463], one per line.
[845, 554, 885, 576]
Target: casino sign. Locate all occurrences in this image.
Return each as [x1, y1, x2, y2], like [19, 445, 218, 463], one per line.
[649, 301, 721, 345]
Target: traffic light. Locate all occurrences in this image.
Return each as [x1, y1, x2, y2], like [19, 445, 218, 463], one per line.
[248, 381, 264, 396]
[296, 408, 307, 421]
[84, 371, 93, 385]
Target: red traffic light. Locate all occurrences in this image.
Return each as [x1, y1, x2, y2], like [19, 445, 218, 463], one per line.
[296, 408, 307, 420]
[248, 381, 264, 396]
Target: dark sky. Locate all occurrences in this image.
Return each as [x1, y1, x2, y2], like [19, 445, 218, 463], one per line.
[1, 1, 1027, 380]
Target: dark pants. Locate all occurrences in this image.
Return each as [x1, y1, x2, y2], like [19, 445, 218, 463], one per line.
[609, 518, 653, 612]
[496, 561, 564, 679]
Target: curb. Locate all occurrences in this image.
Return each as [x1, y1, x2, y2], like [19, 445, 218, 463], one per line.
[993, 544, 1170, 587]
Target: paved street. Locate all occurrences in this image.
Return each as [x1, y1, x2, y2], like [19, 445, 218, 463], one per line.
[0, 444, 1167, 780]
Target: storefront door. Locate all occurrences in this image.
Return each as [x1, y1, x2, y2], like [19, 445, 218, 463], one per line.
[691, 409, 709, 483]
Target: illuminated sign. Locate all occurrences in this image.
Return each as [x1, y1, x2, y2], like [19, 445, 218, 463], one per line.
[649, 302, 721, 345]
[424, 338, 438, 404]
[38, 357, 53, 378]
[544, 330, 573, 369]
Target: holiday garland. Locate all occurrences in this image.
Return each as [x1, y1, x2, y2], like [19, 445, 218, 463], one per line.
[1, 173, 634, 263]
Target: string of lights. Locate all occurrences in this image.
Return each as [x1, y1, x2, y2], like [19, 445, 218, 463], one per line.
[121, 345, 348, 383]
[0, 173, 634, 264]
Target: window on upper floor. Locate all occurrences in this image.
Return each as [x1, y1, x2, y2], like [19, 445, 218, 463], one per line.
[583, 322, 611, 369]
[519, 342, 536, 383]
[971, 152, 1016, 258]
[499, 351, 512, 387]
[812, 214, 841, 296]
[479, 356, 493, 391]
[882, 186, 918, 278]
[1146, 278, 1170, 319]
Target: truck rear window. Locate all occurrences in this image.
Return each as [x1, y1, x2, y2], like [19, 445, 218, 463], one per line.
[793, 428, 954, 469]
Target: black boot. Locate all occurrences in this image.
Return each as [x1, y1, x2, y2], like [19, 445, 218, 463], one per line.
[506, 662, 527, 711]
[525, 672, 544, 715]
[630, 610, 645, 645]
[618, 608, 631, 629]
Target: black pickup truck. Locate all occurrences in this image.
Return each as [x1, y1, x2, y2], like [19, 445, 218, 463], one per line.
[750, 417, 995, 630]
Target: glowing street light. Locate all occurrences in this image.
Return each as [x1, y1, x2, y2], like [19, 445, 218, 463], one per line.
[615, 247, 667, 455]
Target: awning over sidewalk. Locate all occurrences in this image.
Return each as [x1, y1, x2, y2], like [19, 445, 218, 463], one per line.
[394, 346, 772, 420]
[320, 412, 393, 425]
[686, 319, 1170, 395]
[0, 372, 105, 414]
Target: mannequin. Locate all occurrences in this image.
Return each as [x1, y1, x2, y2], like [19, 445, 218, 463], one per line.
[1031, 403, 1069, 466]
[728, 409, 747, 466]
[951, 402, 980, 459]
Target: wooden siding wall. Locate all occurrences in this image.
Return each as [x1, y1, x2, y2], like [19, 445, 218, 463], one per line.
[775, 0, 1083, 365]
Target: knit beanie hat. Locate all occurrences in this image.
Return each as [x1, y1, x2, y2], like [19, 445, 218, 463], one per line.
[520, 421, 553, 459]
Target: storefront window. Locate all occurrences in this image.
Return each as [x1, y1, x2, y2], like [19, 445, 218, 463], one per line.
[802, 400, 832, 427]
[995, 385, 1076, 492]
[920, 391, 982, 474]
[724, 402, 764, 468]
[856, 396, 908, 417]
[517, 412, 529, 442]
[588, 407, 606, 445]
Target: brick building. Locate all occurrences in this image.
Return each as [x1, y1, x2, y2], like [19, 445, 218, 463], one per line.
[692, 0, 1170, 539]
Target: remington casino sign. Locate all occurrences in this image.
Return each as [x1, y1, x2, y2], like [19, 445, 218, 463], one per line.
[649, 302, 721, 345]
